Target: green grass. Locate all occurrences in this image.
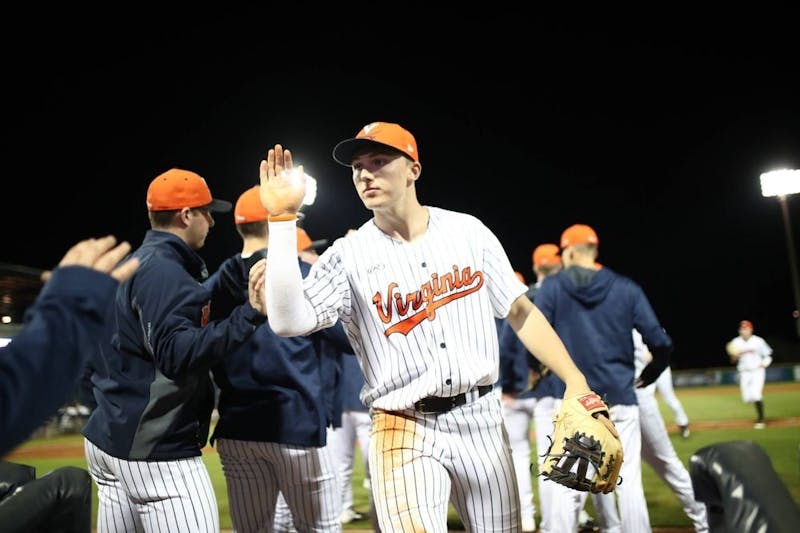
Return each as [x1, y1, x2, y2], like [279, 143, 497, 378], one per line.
[6, 383, 799, 530]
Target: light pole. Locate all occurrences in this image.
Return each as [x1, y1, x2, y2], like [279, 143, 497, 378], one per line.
[760, 169, 800, 338]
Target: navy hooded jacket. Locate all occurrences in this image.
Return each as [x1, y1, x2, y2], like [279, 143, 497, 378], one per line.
[533, 266, 672, 406]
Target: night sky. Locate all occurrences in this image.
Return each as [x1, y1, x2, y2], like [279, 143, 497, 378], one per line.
[4, 10, 799, 368]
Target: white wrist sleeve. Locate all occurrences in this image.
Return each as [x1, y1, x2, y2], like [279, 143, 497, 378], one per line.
[265, 219, 317, 336]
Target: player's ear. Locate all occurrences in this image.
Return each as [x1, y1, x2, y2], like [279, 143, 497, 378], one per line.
[407, 161, 422, 184]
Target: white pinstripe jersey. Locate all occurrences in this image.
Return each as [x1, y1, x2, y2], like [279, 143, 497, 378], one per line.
[304, 206, 527, 411]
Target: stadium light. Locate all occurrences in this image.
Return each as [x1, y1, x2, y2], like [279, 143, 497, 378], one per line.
[761, 169, 800, 338]
[302, 174, 317, 207]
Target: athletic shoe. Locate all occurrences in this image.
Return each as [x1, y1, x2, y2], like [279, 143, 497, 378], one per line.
[521, 515, 536, 532]
[754, 422, 766, 429]
[680, 424, 691, 438]
[339, 508, 364, 524]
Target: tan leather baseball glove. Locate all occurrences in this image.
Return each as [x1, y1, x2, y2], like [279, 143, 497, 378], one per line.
[538, 392, 623, 494]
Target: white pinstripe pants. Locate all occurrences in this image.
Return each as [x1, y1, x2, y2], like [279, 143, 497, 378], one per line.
[84, 438, 219, 533]
[370, 392, 521, 532]
[502, 396, 539, 524]
[328, 409, 373, 512]
[216, 438, 340, 533]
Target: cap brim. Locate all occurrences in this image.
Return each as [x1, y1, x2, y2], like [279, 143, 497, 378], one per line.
[332, 138, 388, 167]
[208, 199, 233, 213]
[309, 239, 329, 250]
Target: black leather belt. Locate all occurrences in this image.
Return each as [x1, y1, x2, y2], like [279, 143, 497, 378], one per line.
[414, 385, 494, 414]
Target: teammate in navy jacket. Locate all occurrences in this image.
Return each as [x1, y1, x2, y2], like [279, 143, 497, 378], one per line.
[1, 235, 138, 457]
[82, 169, 267, 533]
[534, 224, 672, 533]
[205, 185, 343, 532]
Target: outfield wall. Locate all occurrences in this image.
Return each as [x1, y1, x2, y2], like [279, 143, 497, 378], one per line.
[672, 364, 800, 387]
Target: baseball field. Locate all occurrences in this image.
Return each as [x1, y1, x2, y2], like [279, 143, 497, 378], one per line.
[5, 382, 799, 531]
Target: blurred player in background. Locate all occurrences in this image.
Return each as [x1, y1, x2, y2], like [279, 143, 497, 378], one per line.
[726, 320, 773, 428]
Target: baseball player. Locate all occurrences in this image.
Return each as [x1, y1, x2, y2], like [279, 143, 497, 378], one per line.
[534, 223, 673, 533]
[727, 319, 773, 428]
[632, 329, 709, 531]
[256, 123, 607, 533]
[498, 243, 562, 532]
[82, 169, 267, 533]
[653, 358, 691, 438]
[204, 185, 343, 532]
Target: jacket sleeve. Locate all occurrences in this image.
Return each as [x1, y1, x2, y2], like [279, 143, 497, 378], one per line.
[0, 266, 118, 456]
[131, 259, 265, 379]
[497, 318, 531, 393]
[204, 256, 247, 321]
[632, 283, 673, 387]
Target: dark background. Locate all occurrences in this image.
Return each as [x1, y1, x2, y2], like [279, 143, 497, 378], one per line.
[3, 9, 799, 368]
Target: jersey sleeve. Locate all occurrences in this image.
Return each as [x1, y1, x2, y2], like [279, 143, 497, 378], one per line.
[477, 220, 527, 318]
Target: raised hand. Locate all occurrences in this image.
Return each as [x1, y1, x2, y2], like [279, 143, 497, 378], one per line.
[42, 235, 139, 283]
[247, 257, 267, 315]
[259, 144, 306, 218]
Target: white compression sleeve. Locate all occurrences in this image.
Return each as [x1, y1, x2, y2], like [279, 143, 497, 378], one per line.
[265, 219, 318, 336]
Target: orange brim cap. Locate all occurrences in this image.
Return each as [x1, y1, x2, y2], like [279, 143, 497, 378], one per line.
[332, 122, 419, 166]
[532, 244, 561, 267]
[147, 168, 231, 212]
[234, 185, 269, 224]
[560, 224, 599, 249]
[297, 227, 328, 252]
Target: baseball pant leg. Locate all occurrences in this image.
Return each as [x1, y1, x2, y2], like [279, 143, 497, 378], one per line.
[533, 397, 556, 533]
[656, 367, 689, 427]
[609, 404, 651, 532]
[84, 438, 143, 533]
[443, 393, 521, 532]
[327, 411, 357, 515]
[370, 410, 453, 533]
[502, 396, 537, 527]
[86, 438, 218, 533]
[276, 442, 341, 533]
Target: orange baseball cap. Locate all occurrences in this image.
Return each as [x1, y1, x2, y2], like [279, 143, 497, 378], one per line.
[147, 168, 231, 212]
[532, 244, 561, 267]
[739, 320, 753, 330]
[560, 224, 599, 249]
[332, 122, 419, 166]
[297, 227, 328, 252]
[234, 185, 269, 224]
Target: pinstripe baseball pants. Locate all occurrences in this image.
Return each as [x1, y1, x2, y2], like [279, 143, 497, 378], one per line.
[370, 392, 521, 532]
[84, 438, 218, 533]
[216, 438, 340, 532]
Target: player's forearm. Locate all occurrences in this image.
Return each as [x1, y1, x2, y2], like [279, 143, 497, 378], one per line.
[265, 219, 317, 336]
[509, 299, 588, 394]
